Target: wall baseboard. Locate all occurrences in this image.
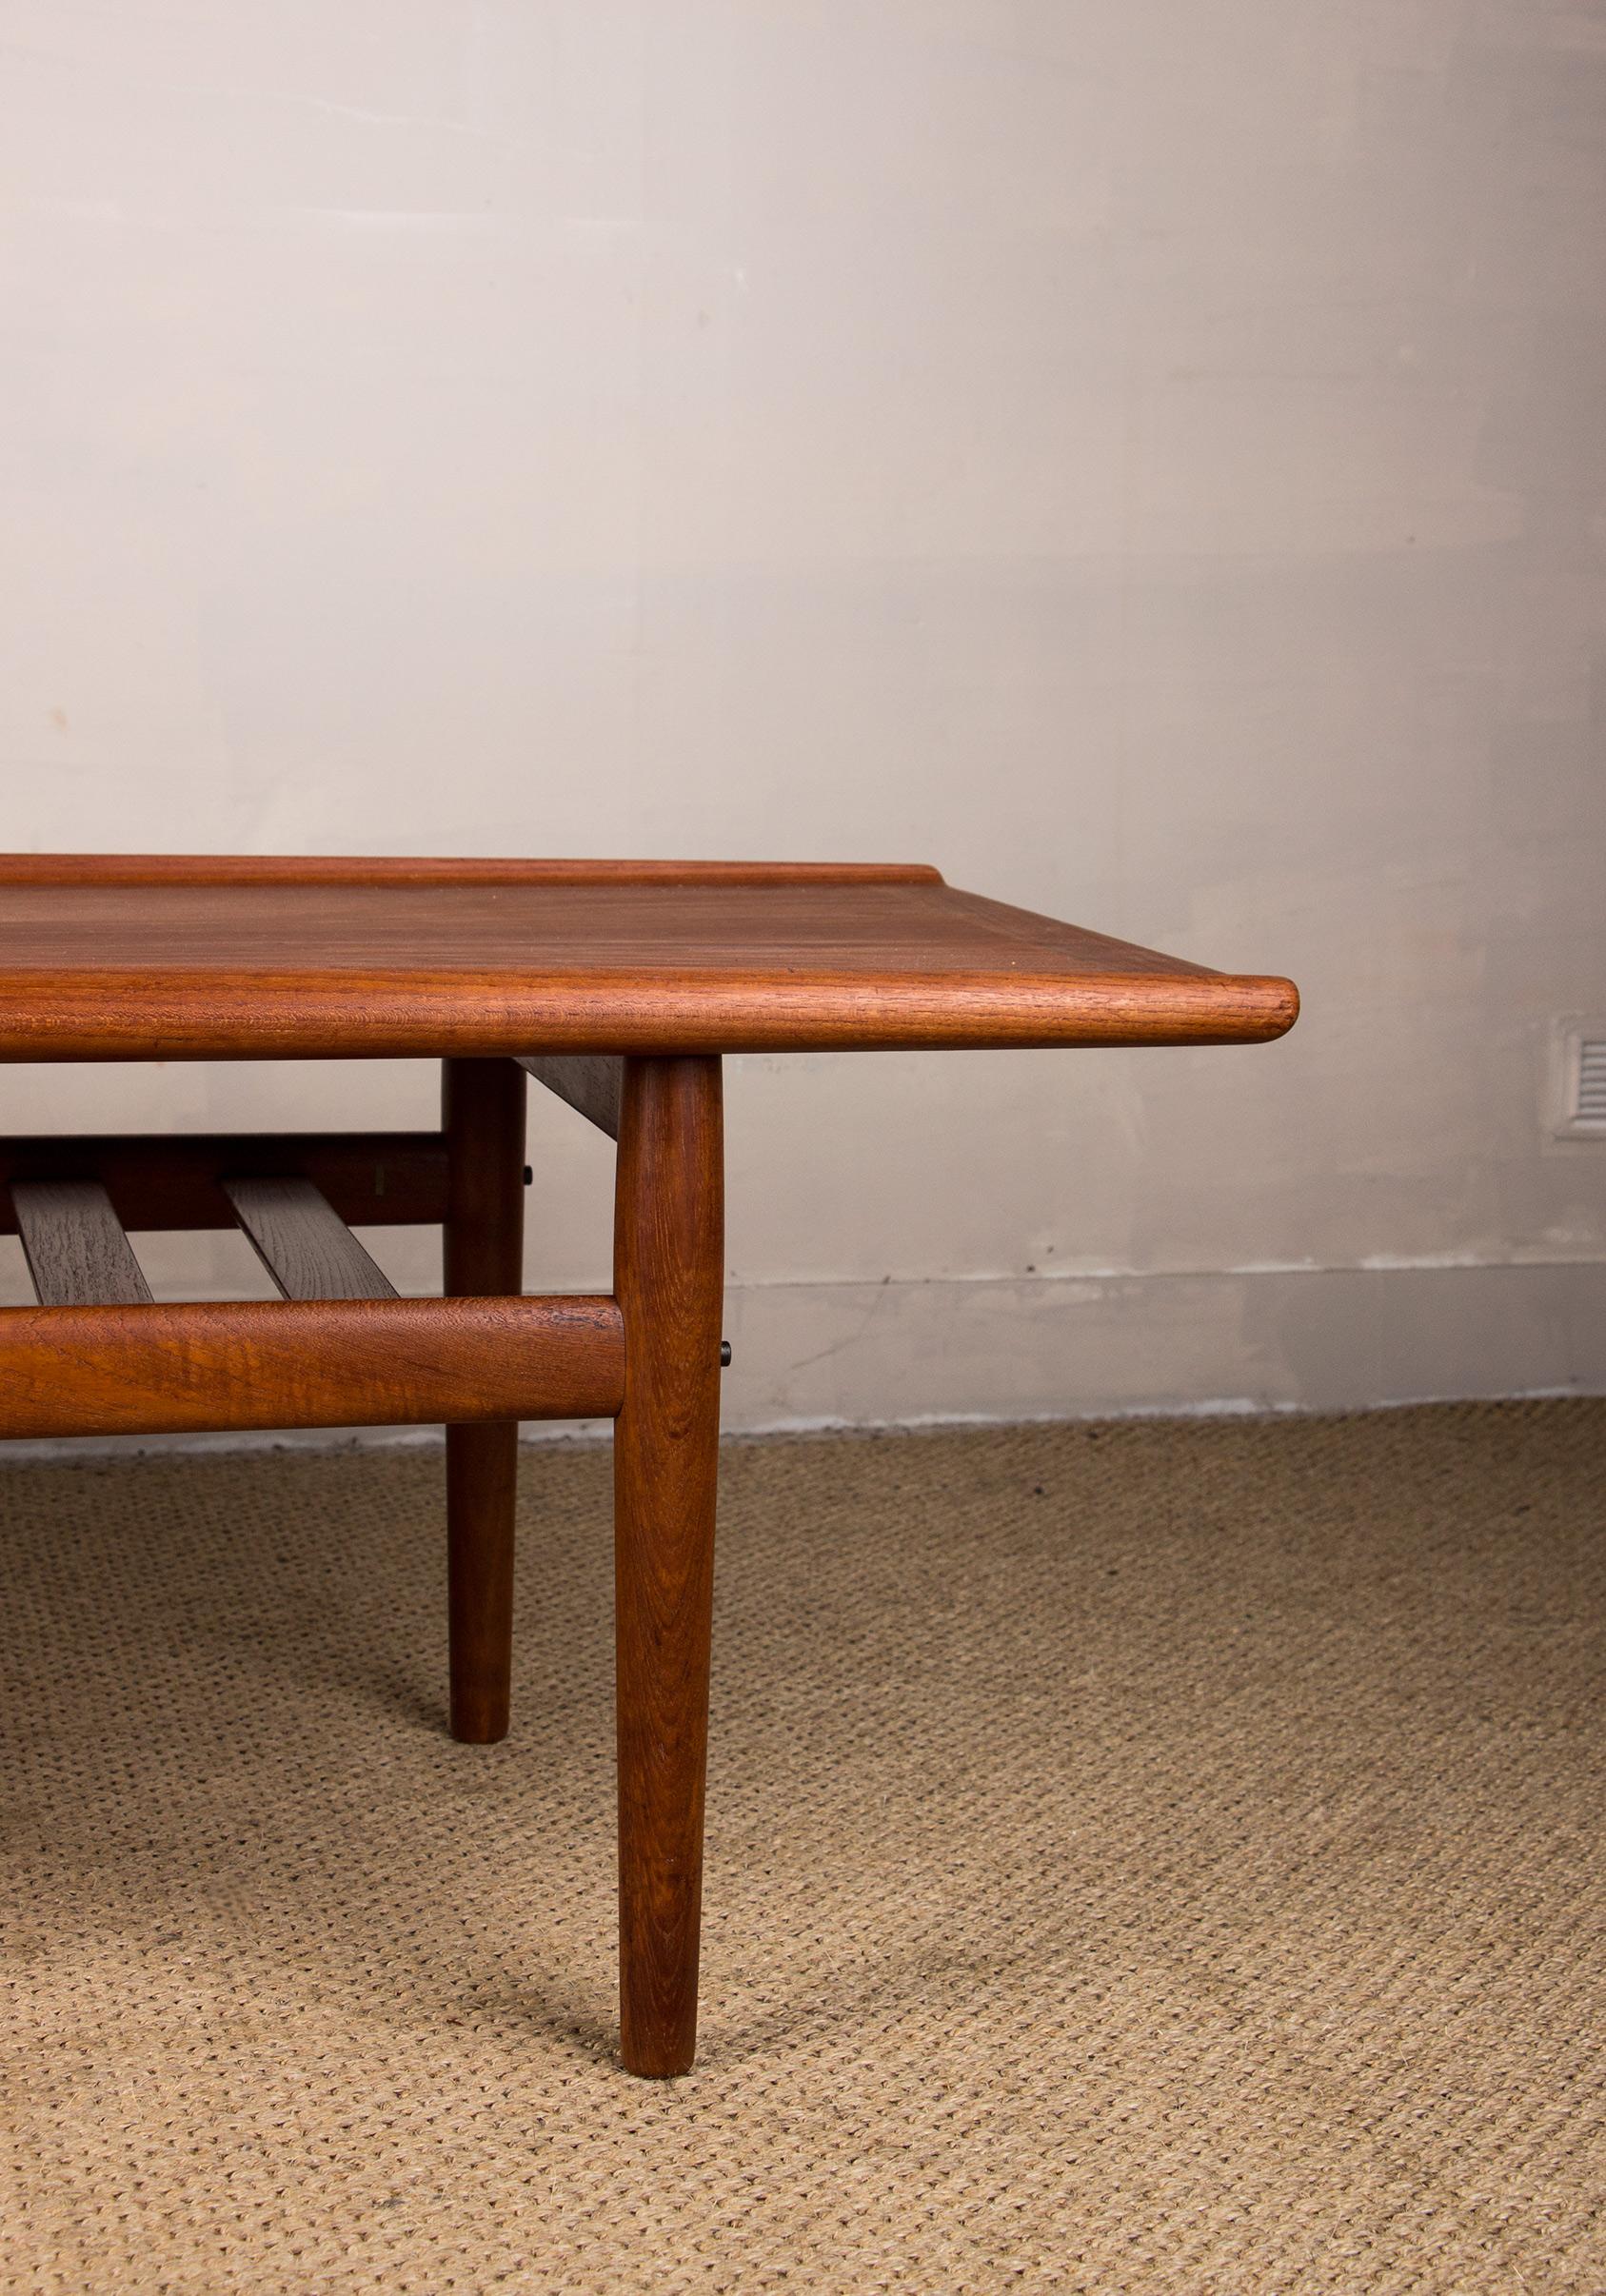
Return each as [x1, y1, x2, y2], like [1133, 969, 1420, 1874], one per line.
[0, 1261, 1600, 1462]
[721, 1260, 1606, 1429]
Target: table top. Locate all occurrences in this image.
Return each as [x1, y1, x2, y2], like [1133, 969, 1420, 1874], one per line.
[0, 856, 1298, 1060]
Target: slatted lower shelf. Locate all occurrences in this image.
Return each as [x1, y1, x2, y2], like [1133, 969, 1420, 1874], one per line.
[8, 1165, 401, 1311]
[1, 1146, 625, 1439]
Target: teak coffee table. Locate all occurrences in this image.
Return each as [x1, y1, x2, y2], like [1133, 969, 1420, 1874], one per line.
[0, 854, 1298, 2075]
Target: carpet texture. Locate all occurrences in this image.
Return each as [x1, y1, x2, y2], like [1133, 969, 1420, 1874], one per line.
[0, 1403, 1601, 2293]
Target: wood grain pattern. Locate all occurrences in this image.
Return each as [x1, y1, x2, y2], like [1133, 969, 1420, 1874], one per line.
[223, 1177, 398, 1302]
[442, 1058, 528, 1746]
[0, 1133, 447, 1235]
[0, 1295, 622, 1440]
[0, 873, 1299, 1060]
[612, 1056, 724, 2078]
[10, 1179, 153, 1307]
[519, 1055, 622, 1139]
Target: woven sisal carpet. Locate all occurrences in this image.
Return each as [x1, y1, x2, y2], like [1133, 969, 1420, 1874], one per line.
[0, 1403, 1601, 2293]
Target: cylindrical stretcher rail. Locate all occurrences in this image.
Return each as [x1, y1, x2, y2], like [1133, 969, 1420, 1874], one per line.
[0, 1295, 624, 1440]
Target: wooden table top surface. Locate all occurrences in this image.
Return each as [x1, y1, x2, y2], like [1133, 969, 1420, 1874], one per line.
[0, 856, 1298, 1060]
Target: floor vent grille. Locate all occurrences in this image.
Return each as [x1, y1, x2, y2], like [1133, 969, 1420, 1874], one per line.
[1556, 1027, 1606, 1137]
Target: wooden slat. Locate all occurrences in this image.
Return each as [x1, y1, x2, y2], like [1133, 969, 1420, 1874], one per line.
[0, 1132, 447, 1237]
[0, 1296, 625, 1439]
[224, 1177, 397, 1301]
[519, 1055, 622, 1139]
[10, 1179, 153, 1307]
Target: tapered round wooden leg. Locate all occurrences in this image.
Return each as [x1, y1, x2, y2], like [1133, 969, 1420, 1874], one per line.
[613, 1055, 724, 2077]
[446, 1421, 518, 1741]
[443, 1057, 527, 1745]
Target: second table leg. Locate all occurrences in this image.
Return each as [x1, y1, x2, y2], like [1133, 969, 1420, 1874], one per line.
[443, 1056, 527, 1744]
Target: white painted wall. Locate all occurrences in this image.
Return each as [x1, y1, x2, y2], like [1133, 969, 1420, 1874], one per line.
[2, 1, 1603, 1424]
